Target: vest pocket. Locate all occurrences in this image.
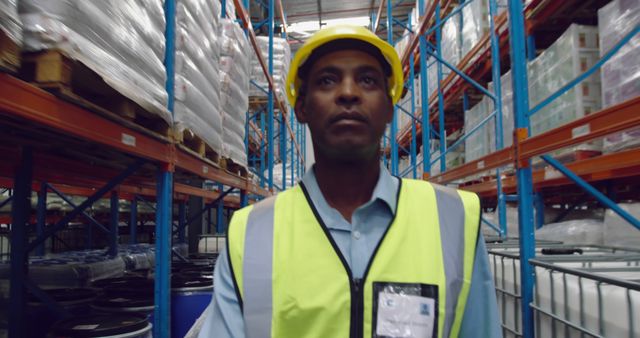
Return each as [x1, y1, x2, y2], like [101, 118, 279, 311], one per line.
[371, 282, 439, 338]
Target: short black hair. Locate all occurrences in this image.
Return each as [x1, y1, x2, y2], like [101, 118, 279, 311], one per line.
[297, 38, 392, 82]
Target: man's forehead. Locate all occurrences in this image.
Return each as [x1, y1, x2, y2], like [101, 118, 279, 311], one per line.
[308, 49, 386, 75]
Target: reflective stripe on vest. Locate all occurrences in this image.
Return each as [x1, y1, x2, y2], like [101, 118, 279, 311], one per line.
[227, 179, 480, 338]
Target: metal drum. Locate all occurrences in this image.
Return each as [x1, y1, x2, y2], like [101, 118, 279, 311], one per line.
[171, 275, 213, 338]
[27, 288, 97, 338]
[48, 314, 152, 338]
[91, 277, 155, 323]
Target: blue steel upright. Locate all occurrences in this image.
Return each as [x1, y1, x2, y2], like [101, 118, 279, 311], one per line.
[387, 0, 398, 175]
[154, 168, 173, 338]
[130, 196, 137, 244]
[108, 191, 119, 257]
[410, 50, 417, 179]
[156, 0, 176, 336]
[489, 0, 507, 237]
[435, 4, 446, 173]
[267, 0, 275, 190]
[9, 147, 33, 338]
[216, 183, 225, 233]
[508, 0, 535, 337]
[36, 182, 47, 256]
[419, 0, 431, 177]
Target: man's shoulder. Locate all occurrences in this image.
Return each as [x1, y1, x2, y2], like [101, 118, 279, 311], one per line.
[237, 184, 302, 213]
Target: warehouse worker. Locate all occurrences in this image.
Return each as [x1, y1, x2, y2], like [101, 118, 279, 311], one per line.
[198, 25, 501, 338]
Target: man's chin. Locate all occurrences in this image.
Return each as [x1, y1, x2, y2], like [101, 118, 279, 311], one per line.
[320, 143, 379, 163]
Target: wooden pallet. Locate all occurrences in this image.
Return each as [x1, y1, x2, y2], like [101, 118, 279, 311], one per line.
[19, 50, 172, 140]
[0, 29, 20, 73]
[221, 157, 249, 178]
[249, 96, 268, 108]
[174, 129, 221, 165]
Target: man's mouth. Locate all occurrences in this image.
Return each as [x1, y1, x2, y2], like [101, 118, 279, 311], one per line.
[330, 111, 368, 125]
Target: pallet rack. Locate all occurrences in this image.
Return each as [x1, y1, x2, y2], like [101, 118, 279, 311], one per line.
[380, 0, 640, 337]
[234, 0, 307, 191]
[0, 1, 304, 337]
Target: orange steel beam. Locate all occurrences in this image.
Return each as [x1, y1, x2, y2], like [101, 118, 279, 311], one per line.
[520, 97, 640, 161]
[373, 0, 385, 33]
[232, 0, 304, 166]
[0, 74, 174, 164]
[431, 96, 640, 185]
[276, 0, 288, 37]
[400, 0, 438, 67]
[0, 74, 269, 198]
[465, 148, 640, 197]
[0, 176, 244, 208]
[176, 149, 271, 197]
[429, 147, 515, 184]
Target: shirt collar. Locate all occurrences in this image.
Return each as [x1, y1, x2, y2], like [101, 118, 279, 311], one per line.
[301, 162, 399, 214]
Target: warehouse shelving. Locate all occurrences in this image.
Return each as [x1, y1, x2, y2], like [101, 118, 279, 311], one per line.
[233, 0, 307, 191]
[382, 0, 640, 337]
[0, 1, 305, 337]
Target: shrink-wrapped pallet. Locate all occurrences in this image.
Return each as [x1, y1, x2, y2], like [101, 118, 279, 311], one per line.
[599, 0, 640, 153]
[19, 0, 171, 123]
[528, 24, 601, 138]
[604, 203, 640, 248]
[0, 0, 21, 45]
[250, 36, 291, 111]
[464, 97, 494, 162]
[174, 0, 224, 153]
[219, 19, 250, 166]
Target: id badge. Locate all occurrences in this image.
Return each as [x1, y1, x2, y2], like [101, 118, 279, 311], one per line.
[372, 282, 438, 338]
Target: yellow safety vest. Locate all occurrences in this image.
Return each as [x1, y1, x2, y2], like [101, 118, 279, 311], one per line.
[227, 179, 480, 338]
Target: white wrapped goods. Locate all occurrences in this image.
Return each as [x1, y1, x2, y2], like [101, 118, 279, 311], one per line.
[0, 0, 21, 45]
[604, 203, 640, 248]
[174, 0, 224, 154]
[599, 0, 640, 153]
[219, 19, 250, 167]
[528, 24, 601, 137]
[19, 0, 170, 123]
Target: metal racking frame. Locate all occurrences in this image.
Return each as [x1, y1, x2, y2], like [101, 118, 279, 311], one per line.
[234, 0, 306, 191]
[0, 1, 305, 337]
[380, 0, 640, 337]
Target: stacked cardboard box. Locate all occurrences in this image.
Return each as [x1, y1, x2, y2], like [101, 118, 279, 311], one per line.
[528, 24, 602, 138]
[599, 0, 640, 153]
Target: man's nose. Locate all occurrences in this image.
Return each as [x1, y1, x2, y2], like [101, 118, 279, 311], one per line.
[336, 77, 362, 106]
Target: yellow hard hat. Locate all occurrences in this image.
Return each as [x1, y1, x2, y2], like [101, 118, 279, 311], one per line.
[286, 24, 404, 106]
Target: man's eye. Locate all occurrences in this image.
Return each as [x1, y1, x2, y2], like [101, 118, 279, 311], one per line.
[361, 76, 377, 85]
[317, 76, 335, 86]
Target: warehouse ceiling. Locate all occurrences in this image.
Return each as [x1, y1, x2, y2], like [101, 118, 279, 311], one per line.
[249, 1, 416, 51]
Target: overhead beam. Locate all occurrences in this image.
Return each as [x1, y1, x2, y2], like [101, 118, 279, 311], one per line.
[317, 0, 323, 27]
[373, 0, 385, 32]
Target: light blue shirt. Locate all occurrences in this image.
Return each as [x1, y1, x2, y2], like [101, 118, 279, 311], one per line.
[199, 165, 502, 337]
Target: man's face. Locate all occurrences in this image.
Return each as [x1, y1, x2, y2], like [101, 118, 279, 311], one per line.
[295, 49, 393, 162]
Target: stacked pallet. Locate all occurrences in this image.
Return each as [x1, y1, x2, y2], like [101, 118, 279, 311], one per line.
[464, 96, 494, 162]
[219, 18, 250, 170]
[19, 0, 171, 126]
[528, 24, 602, 138]
[0, 0, 21, 72]
[599, 0, 640, 153]
[174, 0, 223, 162]
[250, 36, 291, 110]
[460, 0, 509, 57]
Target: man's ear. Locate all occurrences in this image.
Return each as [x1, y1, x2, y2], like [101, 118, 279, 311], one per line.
[294, 95, 308, 124]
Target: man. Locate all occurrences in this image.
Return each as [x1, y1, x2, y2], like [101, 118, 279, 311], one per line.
[199, 25, 501, 338]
